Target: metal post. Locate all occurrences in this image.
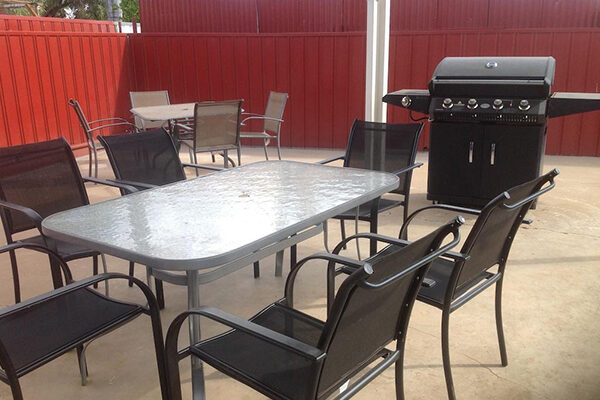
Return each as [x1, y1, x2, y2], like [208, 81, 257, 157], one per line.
[365, 0, 390, 123]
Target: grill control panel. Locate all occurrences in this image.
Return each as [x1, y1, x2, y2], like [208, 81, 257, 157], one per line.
[430, 97, 547, 125]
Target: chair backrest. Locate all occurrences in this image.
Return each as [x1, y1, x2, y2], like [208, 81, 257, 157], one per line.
[344, 120, 423, 195]
[263, 91, 288, 134]
[68, 99, 92, 144]
[130, 90, 170, 130]
[98, 128, 186, 187]
[453, 169, 559, 293]
[315, 219, 460, 397]
[0, 138, 89, 235]
[192, 100, 243, 150]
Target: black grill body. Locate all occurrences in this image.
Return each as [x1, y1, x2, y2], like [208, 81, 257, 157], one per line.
[384, 56, 600, 207]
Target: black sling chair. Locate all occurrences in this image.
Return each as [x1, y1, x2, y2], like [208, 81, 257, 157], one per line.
[165, 217, 464, 400]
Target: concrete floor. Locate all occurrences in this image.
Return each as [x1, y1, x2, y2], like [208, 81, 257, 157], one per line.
[0, 146, 598, 400]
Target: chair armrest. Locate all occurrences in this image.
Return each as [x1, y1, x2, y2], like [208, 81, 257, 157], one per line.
[83, 176, 140, 194]
[88, 117, 130, 125]
[88, 121, 137, 133]
[0, 200, 43, 232]
[174, 123, 193, 131]
[0, 272, 161, 321]
[181, 163, 223, 172]
[241, 115, 283, 125]
[317, 154, 345, 165]
[166, 306, 324, 361]
[398, 203, 480, 240]
[108, 178, 157, 191]
[0, 242, 73, 282]
[392, 162, 423, 176]
[284, 252, 370, 312]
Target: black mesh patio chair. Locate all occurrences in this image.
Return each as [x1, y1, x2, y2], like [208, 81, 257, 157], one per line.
[0, 138, 137, 303]
[180, 100, 244, 171]
[240, 91, 288, 160]
[319, 120, 423, 255]
[98, 128, 222, 308]
[331, 169, 559, 400]
[164, 217, 464, 400]
[68, 98, 137, 178]
[0, 242, 168, 400]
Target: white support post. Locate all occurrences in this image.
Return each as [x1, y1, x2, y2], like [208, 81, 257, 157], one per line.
[365, 0, 390, 123]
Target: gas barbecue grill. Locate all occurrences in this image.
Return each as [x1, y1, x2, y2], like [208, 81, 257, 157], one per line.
[384, 56, 600, 207]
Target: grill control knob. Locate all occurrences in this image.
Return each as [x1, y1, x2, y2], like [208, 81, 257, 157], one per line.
[519, 99, 531, 111]
[467, 98, 478, 110]
[442, 98, 453, 109]
[401, 96, 412, 108]
[493, 99, 504, 110]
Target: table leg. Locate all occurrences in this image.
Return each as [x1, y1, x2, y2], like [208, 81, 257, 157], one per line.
[187, 270, 205, 400]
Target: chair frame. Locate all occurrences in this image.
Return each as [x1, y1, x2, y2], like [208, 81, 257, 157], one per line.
[0, 138, 137, 303]
[164, 217, 464, 400]
[98, 128, 222, 308]
[0, 242, 168, 400]
[180, 100, 243, 170]
[240, 91, 288, 160]
[320, 120, 424, 255]
[331, 169, 559, 400]
[129, 90, 171, 131]
[68, 99, 137, 178]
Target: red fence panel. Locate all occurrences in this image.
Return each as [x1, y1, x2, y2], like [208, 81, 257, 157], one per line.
[0, 31, 132, 147]
[0, 15, 116, 33]
[128, 32, 366, 148]
[139, 0, 600, 33]
[387, 29, 600, 156]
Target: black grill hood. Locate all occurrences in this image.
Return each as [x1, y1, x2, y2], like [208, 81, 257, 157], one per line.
[429, 56, 555, 98]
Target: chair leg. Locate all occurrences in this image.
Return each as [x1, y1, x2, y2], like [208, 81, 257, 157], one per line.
[128, 261, 135, 287]
[8, 249, 21, 303]
[442, 308, 456, 400]
[253, 261, 260, 278]
[290, 243, 297, 272]
[275, 250, 283, 277]
[495, 278, 509, 367]
[263, 139, 269, 160]
[193, 151, 199, 177]
[224, 150, 229, 168]
[211, 152, 216, 163]
[156, 279, 165, 309]
[395, 349, 406, 400]
[76, 345, 89, 386]
[340, 220, 347, 250]
[92, 147, 99, 178]
[276, 138, 281, 160]
[100, 254, 109, 296]
[237, 147, 242, 167]
[88, 148, 93, 177]
[92, 255, 99, 289]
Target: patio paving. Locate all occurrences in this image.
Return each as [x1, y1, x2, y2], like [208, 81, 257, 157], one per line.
[0, 146, 598, 400]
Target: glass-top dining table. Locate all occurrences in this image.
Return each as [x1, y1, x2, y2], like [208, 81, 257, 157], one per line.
[42, 160, 399, 400]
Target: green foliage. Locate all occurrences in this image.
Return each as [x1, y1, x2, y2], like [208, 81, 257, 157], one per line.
[40, 0, 107, 19]
[120, 0, 138, 22]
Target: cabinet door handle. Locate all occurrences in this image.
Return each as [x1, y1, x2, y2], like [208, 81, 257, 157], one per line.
[468, 141, 474, 163]
[490, 143, 496, 165]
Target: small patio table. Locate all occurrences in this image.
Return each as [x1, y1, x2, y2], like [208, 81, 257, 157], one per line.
[42, 160, 398, 400]
[130, 103, 196, 122]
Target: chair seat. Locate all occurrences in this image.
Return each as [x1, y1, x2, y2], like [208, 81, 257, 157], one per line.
[20, 236, 99, 261]
[240, 131, 275, 139]
[417, 257, 494, 308]
[0, 288, 142, 377]
[192, 302, 324, 400]
[335, 198, 404, 220]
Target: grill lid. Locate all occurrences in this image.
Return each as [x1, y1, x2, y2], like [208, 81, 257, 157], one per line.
[429, 56, 556, 98]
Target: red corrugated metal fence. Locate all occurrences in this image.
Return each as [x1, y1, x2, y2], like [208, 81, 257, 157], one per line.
[139, 0, 600, 33]
[0, 14, 116, 32]
[0, 16, 598, 155]
[0, 30, 132, 147]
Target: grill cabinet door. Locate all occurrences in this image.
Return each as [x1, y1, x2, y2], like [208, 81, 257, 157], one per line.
[427, 122, 483, 203]
[481, 125, 546, 198]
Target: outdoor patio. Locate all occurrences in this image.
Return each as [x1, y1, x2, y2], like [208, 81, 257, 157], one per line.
[0, 146, 598, 400]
